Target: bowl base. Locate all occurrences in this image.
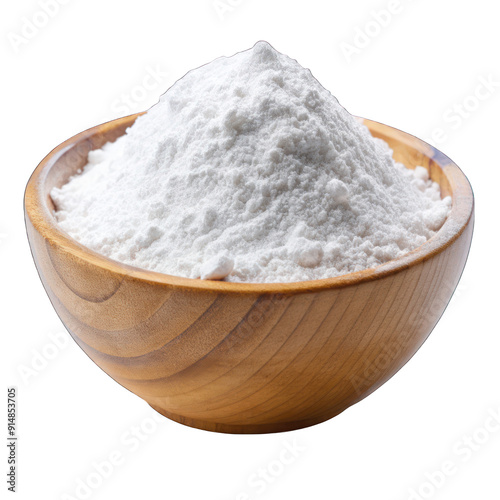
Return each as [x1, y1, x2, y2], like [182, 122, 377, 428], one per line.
[148, 404, 347, 434]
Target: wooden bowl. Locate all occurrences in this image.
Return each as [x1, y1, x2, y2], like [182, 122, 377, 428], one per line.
[24, 114, 474, 434]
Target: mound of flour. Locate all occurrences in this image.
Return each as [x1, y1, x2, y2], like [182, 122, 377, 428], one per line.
[51, 41, 451, 283]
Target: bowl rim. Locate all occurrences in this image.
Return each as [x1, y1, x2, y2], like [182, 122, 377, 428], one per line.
[24, 114, 474, 295]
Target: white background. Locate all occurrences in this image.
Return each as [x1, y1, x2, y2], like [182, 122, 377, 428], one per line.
[2, 0, 499, 499]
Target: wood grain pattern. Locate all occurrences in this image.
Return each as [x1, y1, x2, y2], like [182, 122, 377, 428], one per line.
[24, 114, 474, 433]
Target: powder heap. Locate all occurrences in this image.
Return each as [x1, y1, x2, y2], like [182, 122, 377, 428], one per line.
[51, 41, 451, 283]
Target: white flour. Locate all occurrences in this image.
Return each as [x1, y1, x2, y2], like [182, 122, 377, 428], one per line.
[51, 42, 451, 283]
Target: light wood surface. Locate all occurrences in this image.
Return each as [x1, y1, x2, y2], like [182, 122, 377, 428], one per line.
[24, 114, 474, 434]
